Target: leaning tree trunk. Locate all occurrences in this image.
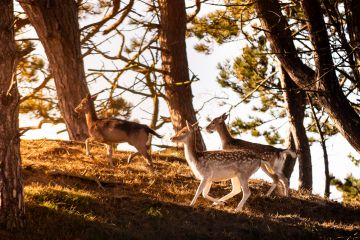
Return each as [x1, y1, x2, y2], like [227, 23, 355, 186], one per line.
[345, 0, 360, 85]
[255, 0, 360, 154]
[20, 0, 90, 140]
[0, 0, 25, 229]
[158, 0, 206, 151]
[280, 67, 312, 190]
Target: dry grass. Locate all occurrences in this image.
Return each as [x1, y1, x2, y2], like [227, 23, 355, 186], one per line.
[2, 139, 359, 240]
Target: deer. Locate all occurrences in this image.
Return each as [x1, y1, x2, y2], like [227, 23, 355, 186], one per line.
[206, 113, 297, 197]
[170, 121, 262, 212]
[74, 94, 162, 171]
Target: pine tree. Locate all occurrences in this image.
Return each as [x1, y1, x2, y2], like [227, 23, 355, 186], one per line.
[0, 0, 25, 229]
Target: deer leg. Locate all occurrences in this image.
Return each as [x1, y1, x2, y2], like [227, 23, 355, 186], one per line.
[190, 178, 208, 206]
[277, 172, 289, 197]
[272, 155, 290, 196]
[234, 177, 251, 212]
[106, 144, 114, 168]
[261, 163, 279, 196]
[85, 138, 94, 159]
[127, 152, 141, 164]
[216, 177, 241, 204]
[129, 143, 152, 164]
[202, 181, 223, 205]
[134, 144, 154, 172]
[85, 138, 91, 156]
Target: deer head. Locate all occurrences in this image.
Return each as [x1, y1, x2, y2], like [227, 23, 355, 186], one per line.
[170, 121, 199, 143]
[206, 113, 228, 133]
[75, 94, 97, 114]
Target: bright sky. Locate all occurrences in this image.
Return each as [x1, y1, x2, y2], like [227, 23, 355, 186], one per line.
[18, 2, 359, 201]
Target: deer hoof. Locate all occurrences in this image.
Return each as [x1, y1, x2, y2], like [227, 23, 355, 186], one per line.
[213, 201, 226, 206]
[147, 165, 155, 173]
[233, 207, 243, 213]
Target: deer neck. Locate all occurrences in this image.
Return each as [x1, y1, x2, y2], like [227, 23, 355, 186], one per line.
[85, 104, 98, 127]
[183, 134, 201, 167]
[217, 122, 234, 145]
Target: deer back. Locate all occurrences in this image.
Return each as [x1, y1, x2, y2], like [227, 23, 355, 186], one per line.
[195, 150, 262, 181]
[89, 118, 149, 144]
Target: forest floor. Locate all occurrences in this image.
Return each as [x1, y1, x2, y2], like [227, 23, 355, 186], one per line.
[1, 139, 359, 240]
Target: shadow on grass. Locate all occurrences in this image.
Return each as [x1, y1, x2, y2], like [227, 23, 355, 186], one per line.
[5, 189, 358, 240]
[19, 147, 359, 240]
[248, 193, 360, 225]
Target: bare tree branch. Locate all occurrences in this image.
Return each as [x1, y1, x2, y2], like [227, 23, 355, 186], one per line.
[80, 0, 121, 44]
[187, 0, 201, 22]
[103, 0, 135, 35]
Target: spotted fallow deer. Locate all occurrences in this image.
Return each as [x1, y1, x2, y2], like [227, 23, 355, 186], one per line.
[75, 94, 162, 171]
[206, 113, 297, 196]
[170, 121, 262, 212]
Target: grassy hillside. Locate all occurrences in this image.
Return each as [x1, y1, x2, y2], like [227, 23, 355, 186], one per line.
[1, 140, 359, 240]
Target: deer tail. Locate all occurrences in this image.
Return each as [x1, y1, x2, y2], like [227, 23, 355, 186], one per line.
[282, 149, 297, 159]
[275, 149, 297, 174]
[147, 127, 163, 138]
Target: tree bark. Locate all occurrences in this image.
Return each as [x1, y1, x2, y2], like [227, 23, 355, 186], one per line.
[255, 0, 360, 154]
[0, 0, 25, 229]
[283, 130, 296, 179]
[345, 0, 360, 82]
[280, 67, 312, 190]
[20, 0, 90, 140]
[323, 0, 360, 88]
[158, 0, 206, 151]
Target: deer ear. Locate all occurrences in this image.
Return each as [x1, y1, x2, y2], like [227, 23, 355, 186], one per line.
[186, 120, 192, 130]
[91, 94, 98, 101]
[221, 113, 228, 120]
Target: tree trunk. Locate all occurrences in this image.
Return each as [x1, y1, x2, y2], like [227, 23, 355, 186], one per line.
[283, 130, 296, 179]
[0, 0, 25, 229]
[307, 94, 330, 197]
[255, 0, 360, 154]
[280, 67, 312, 190]
[323, 0, 360, 88]
[158, 0, 206, 151]
[20, 0, 90, 140]
[345, 0, 360, 82]
[146, 72, 159, 146]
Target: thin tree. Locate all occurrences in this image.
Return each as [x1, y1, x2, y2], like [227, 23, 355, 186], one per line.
[158, 0, 206, 150]
[0, 0, 25, 229]
[19, 0, 91, 140]
[308, 93, 330, 197]
[280, 67, 312, 189]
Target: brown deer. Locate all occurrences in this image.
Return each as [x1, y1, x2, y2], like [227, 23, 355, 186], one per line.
[75, 94, 162, 171]
[170, 121, 262, 212]
[206, 113, 297, 196]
